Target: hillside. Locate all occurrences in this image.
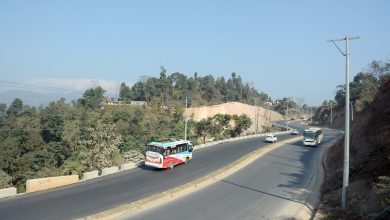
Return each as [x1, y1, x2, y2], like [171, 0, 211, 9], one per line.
[187, 102, 284, 134]
[316, 79, 390, 219]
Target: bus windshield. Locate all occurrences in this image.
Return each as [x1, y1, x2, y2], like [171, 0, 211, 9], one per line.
[304, 131, 316, 139]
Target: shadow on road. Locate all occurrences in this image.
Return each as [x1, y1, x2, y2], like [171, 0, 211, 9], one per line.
[220, 179, 314, 212]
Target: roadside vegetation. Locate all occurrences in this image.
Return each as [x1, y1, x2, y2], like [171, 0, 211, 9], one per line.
[0, 71, 272, 192]
[313, 60, 390, 219]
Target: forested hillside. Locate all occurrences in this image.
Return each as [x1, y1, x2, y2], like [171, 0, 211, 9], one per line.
[118, 67, 270, 107]
[314, 60, 390, 128]
[0, 71, 271, 192]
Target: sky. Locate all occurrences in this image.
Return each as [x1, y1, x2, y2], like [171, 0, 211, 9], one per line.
[0, 0, 389, 105]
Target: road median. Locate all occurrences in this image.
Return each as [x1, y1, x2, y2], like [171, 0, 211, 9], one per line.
[84, 135, 303, 220]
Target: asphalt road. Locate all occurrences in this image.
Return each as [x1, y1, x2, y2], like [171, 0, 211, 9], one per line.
[0, 129, 292, 220]
[127, 121, 343, 220]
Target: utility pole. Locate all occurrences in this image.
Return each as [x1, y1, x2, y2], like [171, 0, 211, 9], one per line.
[330, 102, 333, 128]
[286, 105, 289, 130]
[350, 101, 354, 121]
[310, 107, 313, 124]
[328, 35, 359, 211]
[254, 98, 259, 134]
[184, 97, 188, 140]
[271, 105, 274, 132]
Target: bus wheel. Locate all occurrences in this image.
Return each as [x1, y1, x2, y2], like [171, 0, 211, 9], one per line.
[185, 157, 189, 164]
[169, 162, 174, 169]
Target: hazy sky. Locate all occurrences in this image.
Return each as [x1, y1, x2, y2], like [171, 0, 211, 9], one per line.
[1, 0, 389, 105]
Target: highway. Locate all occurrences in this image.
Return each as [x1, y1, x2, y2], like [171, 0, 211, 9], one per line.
[0, 129, 293, 220]
[127, 121, 342, 220]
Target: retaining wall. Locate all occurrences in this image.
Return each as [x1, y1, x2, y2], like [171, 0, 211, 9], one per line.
[26, 175, 79, 193]
[0, 187, 17, 199]
[82, 170, 99, 181]
[120, 162, 137, 171]
[101, 167, 119, 176]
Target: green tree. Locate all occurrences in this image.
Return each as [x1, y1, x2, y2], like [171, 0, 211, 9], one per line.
[0, 103, 7, 118]
[0, 169, 13, 188]
[42, 115, 65, 143]
[195, 119, 212, 144]
[76, 121, 122, 170]
[78, 86, 106, 109]
[6, 98, 23, 117]
[230, 114, 252, 137]
[119, 82, 132, 103]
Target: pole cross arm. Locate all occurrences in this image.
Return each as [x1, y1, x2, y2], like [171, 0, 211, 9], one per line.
[329, 40, 346, 56]
[327, 36, 360, 56]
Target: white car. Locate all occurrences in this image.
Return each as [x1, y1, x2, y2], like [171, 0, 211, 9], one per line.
[291, 129, 299, 135]
[265, 134, 278, 143]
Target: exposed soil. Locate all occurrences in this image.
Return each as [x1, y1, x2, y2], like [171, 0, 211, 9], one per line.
[315, 80, 390, 219]
[186, 101, 284, 133]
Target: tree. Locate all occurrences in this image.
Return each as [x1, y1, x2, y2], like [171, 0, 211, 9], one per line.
[195, 119, 212, 144]
[42, 115, 65, 143]
[368, 60, 390, 85]
[230, 114, 252, 137]
[0, 170, 12, 188]
[6, 98, 23, 117]
[76, 121, 122, 170]
[79, 86, 106, 109]
[0, 103, 6, 118]
[119, 82, 132, 103]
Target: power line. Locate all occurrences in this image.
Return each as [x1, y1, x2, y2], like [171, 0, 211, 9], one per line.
[0, 80, 71, 93]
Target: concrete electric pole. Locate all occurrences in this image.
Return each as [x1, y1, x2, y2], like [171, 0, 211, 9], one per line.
[328, 35, 359, 211]
[330, 102, 333, 128]
[350, 101, 354, 121]
[184, 97, 188, 140]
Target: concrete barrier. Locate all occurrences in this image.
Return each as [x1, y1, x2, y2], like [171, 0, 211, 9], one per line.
[26, 175, 79, 193]
[101, 167, 119, 176]
[82, 170, 99, 181]
[0, 187, 17, 199]
[120, 162, 137, 171]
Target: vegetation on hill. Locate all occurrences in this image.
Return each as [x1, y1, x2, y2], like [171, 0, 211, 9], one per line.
[118, 67, 271, 107]
[314, 60, 390, 219]
[0, 71, 262, 192]
[314, 60, 390, 128]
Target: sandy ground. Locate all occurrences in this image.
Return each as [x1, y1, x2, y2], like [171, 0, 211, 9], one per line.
[187, 102, 283, 133]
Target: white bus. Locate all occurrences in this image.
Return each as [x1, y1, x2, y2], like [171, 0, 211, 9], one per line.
[303, 127, 323, 146]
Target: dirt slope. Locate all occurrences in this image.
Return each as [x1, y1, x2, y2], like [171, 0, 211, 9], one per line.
[316, 79, 390, 219]
[187, 102, 283, 133]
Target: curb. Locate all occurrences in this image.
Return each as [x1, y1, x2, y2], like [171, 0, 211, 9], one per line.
[83, 136, 303, 220]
